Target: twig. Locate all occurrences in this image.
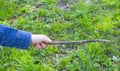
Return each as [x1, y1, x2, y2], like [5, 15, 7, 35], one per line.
[51, 39, 110, 45]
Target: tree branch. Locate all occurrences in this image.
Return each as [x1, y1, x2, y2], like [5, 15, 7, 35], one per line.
[51, 39, 110, 45]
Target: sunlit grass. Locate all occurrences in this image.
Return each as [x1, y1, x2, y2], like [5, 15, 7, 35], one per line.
[0, 0, 120, 71]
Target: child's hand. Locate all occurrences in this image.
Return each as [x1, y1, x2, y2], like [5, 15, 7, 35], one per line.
[31, 34, 52, 49]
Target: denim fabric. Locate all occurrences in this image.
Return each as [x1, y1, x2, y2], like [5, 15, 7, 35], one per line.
[0, 25, 31, 49]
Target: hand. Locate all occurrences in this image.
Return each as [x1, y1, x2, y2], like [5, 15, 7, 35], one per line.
[31, 34, 52, 49]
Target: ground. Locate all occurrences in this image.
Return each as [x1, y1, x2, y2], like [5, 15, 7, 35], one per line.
[0, 0, 120, 71]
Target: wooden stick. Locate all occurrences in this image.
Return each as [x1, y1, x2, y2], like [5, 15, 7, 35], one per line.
[50, 39, 110, 45]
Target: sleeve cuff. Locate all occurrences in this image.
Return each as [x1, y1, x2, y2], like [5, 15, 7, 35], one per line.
[16, 30, 32, 49]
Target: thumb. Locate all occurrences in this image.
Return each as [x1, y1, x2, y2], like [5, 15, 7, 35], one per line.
[31, 34, 52, 44]
[41, 35, 52, 43]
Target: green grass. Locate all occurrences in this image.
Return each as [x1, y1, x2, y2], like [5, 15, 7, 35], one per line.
[0, 0, 120, 71]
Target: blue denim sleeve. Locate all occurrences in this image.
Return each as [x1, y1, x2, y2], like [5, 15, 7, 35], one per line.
[0, 24, 31, 49]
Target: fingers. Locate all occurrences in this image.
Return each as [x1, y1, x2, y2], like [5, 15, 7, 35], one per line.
[41, 43, 52, 48]
[41, 43, 46, 48]
[34, 43, 47, 50]
[35, 44, 42, 50]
